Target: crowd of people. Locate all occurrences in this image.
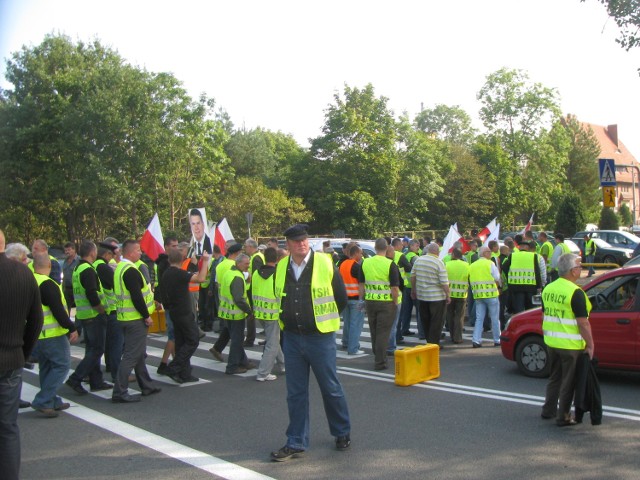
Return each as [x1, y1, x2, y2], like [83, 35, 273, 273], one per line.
[0, 224, 596, 477]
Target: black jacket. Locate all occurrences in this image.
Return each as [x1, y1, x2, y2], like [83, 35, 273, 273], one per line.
[574, 353, 602, 425]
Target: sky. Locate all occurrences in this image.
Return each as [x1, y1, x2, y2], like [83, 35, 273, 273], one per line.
[1, 0, 639, 156]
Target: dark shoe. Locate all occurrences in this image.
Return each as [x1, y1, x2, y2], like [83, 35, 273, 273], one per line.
[336, 435, 351, 451]
[33, 407, 58, 418]
[403, 330, 415, 336]
[181, 375, 199, 383]
[157, 363, 170, 375]
[226, 367, 248, 375]
[374, 365, 388, 371]
[556, 418, 577, 427]
[209, 347, 224, 362]
[493, 342, 501, 347]
[271, 445, 305, 462]
[90, 382, 113, 392]
[540, 413, 554, 420]
[397, 339, 406, 345]
[141, 387, 162, 396]
[258, 340, 266, 346]
[112, 393, 141, 403]
[65, 379, 88, 395]
[55, 403, 71, 411]
[19, 399, 31, 409]
[243, 361, 257, 370]
[243, 341, 254, 347]
[24, 361, 35, 370]
[472, 342, 482, 348]
[169, 374, 185, 384]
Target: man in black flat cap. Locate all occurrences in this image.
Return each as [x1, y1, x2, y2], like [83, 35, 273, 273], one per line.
[270, 224, 350, 462]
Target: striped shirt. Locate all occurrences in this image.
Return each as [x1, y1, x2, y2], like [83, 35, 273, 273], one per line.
[412, 254, 449, 302]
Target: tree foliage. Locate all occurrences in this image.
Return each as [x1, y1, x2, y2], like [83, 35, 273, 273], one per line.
[584, 0, 640, 51]
[414, 104, 477, 146]
[618, 203, 633, 226]
[599, 206, 620, 229]
[555, 191, 587, 235]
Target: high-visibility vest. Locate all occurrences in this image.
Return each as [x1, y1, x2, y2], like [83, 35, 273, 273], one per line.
[201, 257, 214, 289]
[28, 255, 58, 275]
[542, 277, 591, 350]
[72, 262, 104, 320]
[403, 252, 418, 288]
[93, 258, 116, 313]
[465, 250, 477, 264]
[362, 255, 394, 302]
[391, 251, 403, 303]
[34, 272, 69, 339]
[446, 259, 470, 299]
[218, 268, 249, 321]
[508, 251, 537, 286]
[540, 241, 554, 271]
[181, 258, 200, 292]
[469, 257, 499, 299]
[585, 239, 597, 256]
[339, 259, 359, 297]
[215, 257, 235, 286]
[250, 252, 265, 273]
[251, 271, 279, 321]
[274, 252, 340, 332]
[113, 261, 155, 321]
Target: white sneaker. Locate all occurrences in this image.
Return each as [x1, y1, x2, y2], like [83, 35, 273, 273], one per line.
[348, 350, 365, 355]
[256, 374, 277, 382]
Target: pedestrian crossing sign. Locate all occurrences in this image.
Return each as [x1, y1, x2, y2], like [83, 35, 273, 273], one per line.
[599, 158, 617, 186]
[603, 186, 616, 207]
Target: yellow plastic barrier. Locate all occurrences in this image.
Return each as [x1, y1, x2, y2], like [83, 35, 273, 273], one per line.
[394, 344, 440, 386]
[149, 309, 166, 333]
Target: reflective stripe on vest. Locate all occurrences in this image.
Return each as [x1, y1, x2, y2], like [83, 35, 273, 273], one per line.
[219, 269, 248, 320]
[113, 261, 155, 321]
[542, 277, 591, 350]
[446, 259, 470, 299]
[362, 255, 393, 302]
[34, 273, 69, 339]
[93, 259, 116, 313]
[274, 252, 340, 332]
[72, 262, 104, 319]
[508, 251, 537, 286]
[339, 259, 359, 297]
[469, 258, 499, 299]
[251, 272, 279, 321]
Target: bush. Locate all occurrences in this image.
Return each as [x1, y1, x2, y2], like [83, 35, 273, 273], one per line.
[555, 192, 587, 236]
[599, 207, 620, 230]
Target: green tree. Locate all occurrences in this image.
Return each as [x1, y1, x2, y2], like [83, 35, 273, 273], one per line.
[618, 203, 633, 226]
[599, 206, 620, 230]
[303, 83, 400, 235]
[555, 191, 587, 236]
[413, 104, 477, 146]
[583, 0, 640, 51]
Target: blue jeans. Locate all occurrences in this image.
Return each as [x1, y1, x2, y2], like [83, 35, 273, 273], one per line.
[342, 300, 365, 354]
[397, 288, 419, 338]
[225, 319, 248, 373]
[586, 254, 595, 276]
[387, 303, 401, 352]
[0, 368, 22, 480]
[282, 331, 350, 450]
[30, 335, 70, 409]
[105, 312, 123, 382]
[472, 297, 501, 344]
[69, 314, 106, 388]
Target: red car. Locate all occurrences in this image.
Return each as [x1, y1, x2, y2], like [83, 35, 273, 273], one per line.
[501, 265, 640, 377]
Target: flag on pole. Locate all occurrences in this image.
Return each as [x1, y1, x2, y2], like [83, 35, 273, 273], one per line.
[477, 217, 497, 243]
[519, 213, 535, 235]
[140, 213, 165, 261]
[214, 218, 235, 255]
[439, 224, 462, 260]
[483, 223, 501, 247]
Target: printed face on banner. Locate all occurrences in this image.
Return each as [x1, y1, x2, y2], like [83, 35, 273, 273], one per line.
[189, 207, 212, 255]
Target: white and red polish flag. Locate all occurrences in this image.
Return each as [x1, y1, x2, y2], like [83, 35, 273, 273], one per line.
[477, 217, 497, 243]
[214, 218, 235, 255]
[140, 213, 165, 261]
[439, 224, 462, 260]
[519, 213, 535, 235]
[483, 223, 501, 248]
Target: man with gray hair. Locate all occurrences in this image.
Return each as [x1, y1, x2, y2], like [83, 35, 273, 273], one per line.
[5, 243, 30, 265]
[411, 243, 450, 347]
[470, 246, 502, 348]
[541, 253, 594, 426]
[30, 239, 62, 284]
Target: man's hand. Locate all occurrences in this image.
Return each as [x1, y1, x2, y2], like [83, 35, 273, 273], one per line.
[144, 317, 153, 326]
[69, 331, 79, 344]
[586, 344, 595, 359]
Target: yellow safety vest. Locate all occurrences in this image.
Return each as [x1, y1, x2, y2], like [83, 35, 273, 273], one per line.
[93, 258, 116, 313]
[251, 252, 265, 273]
[34, 272, 69, 339]
[218, 269, 248, 321]
[274, 252, 340, 332]
[508, 251, 537, 286]
[446, 259, 470, 299]
[542, 277, 591, 350]
[403, 252, 418, 289]
[72, 262, 104, 320]
[469, 258, 499, 299]
[362, 255, 394, 302]
[251, 271, 279, 321]
[113, 261, 155, 321]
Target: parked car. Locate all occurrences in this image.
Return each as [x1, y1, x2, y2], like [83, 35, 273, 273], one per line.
[501, 264, 640, 377]
[308, 238, 376, 258]
[571, 237, 633, 266]
[574, 230, 639, 249]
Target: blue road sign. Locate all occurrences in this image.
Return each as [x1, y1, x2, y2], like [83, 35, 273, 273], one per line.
[599, 158, 617, 186]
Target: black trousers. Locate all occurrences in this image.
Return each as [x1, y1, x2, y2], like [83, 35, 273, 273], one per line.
[168, 312, 200, 380]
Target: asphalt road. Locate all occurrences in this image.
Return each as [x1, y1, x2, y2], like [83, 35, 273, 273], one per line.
[19, 309, 640, 480]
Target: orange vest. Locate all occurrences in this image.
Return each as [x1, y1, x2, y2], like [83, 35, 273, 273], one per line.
[181, 258, 199, 292]
[339, 259, 359, 298]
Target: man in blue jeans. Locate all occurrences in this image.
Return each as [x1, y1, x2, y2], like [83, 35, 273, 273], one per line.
[0, 229, 43, 479]
[271, 224, 350, 462]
